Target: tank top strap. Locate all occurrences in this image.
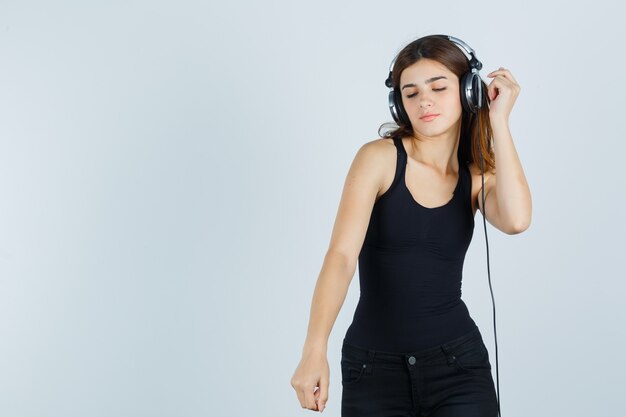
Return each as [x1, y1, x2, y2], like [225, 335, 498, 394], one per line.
[392, 135, 407, 156]
[390, 136, 407, 190]
[459, 160, 472, 206]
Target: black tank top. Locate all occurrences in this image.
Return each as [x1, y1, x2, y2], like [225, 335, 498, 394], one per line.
[343, 135, 478, 352]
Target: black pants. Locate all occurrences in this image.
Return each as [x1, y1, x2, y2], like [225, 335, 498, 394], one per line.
[340, 326, 498, 417]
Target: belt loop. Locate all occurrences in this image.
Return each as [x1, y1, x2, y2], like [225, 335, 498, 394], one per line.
[365, 349, 376, 375]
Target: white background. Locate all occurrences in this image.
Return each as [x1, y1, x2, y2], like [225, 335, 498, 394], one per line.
[1, 0, 624, 416]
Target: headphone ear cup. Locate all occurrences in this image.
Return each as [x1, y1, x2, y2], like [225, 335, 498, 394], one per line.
[460, 72, 473, 113]
[391, 88, 411, 126]
[460, 72, 483, 114]
[388, 89, 400, 124]
[470, 73, 483, 112]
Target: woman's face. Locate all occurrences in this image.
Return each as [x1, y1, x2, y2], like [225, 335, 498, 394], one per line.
[399, 58, 462, 137]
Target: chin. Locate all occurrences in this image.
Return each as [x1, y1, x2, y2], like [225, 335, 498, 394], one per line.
[414, 123, 456, 137]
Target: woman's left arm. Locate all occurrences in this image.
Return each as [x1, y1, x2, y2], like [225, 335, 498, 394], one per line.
[478, 67, 532, 234]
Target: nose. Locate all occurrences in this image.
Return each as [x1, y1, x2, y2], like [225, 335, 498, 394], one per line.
[419, 94, 434, 108]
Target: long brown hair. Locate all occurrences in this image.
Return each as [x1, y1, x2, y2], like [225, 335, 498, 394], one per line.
[378, 35, 496, 174]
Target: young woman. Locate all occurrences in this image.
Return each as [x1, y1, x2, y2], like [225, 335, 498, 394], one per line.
[290, 34, 531, 416]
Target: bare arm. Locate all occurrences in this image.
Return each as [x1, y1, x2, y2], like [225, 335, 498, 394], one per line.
[301, 139, 388, 356]
[301, 250, 355, 356]
[474, 118, 532, 235]
[291, 139, 389, 412]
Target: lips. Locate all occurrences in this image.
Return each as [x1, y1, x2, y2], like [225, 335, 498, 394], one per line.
[420, 113, 440, 121]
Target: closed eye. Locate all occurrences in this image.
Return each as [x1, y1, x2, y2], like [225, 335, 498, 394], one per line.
[406, 87, 447, 98]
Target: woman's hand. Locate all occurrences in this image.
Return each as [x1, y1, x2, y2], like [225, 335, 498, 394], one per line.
[290, 351, 330, 412]
[485, 67, 521, 122]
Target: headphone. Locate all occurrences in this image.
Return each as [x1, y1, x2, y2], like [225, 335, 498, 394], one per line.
[385, 34, 502, 417]
[385, 34, 484, 124]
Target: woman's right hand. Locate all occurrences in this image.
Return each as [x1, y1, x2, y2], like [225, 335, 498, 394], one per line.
[290, 351, 329, 413]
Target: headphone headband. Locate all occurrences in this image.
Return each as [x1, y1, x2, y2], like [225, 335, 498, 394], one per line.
[385, 35, 482, 87]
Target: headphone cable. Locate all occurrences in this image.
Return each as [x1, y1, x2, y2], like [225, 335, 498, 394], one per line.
[479, 107, 501, 417]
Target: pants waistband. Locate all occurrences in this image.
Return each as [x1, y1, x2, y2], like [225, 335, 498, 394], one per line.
[341, 326, 482, 363]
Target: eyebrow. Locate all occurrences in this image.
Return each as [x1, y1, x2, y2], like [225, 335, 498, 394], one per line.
[401, 76, 448, 91]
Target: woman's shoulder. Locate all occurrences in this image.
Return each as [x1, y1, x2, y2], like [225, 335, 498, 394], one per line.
[350, 138, 400, 198]
[354, 137, 399, 171]
[360, 136, 398, 155]
[348, 137, 398, 185]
